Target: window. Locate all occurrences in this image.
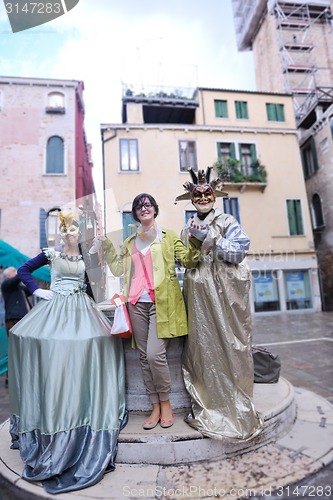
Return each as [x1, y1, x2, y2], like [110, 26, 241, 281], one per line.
[287, 199, 304, 235]
[311, 193, 324, 230]
[238, 143, 257, 176]
[120, 139, 139, 172]
[284, 271, 312, 310]
[301, 138, 318, 178]
[214, 100, 228, 118]
[252, 272, 280, 312]
[46, 92, 65, 113]
[223, 197, 240, 223]
[122, 211, 137, 241]
[235, 101, 248, 119]
[179, 141, 197, 172]
[46, 136, 64, 174]
[266, 103, 285, 122]
[185, 210, 196, 223]
[217, 142, 236, 160]
[46, 209, 62, 247]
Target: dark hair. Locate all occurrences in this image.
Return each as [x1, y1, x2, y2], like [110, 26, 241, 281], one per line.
[132, 193, 159, 223]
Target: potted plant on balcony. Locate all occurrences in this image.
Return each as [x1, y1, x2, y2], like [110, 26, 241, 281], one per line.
[212, 158, 267, 184]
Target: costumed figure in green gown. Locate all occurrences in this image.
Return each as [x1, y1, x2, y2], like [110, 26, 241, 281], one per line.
[176, 167, 263, 440]
[8, 210, 127, 494]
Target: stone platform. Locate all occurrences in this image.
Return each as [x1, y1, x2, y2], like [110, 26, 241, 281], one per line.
[2, 379, 333, 499]
[117, 377, 295, 464]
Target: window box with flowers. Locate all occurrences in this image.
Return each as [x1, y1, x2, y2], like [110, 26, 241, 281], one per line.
[212, 158, 268, 192]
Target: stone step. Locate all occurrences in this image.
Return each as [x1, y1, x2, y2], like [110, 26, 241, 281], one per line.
[117, 377, 296, 464]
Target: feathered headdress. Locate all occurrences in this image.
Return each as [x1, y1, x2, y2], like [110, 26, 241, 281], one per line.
[175, 167, 228, 203]
[58, 210, 79, 231]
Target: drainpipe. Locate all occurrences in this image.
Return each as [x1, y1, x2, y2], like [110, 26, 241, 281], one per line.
[101, 128, 118, 233]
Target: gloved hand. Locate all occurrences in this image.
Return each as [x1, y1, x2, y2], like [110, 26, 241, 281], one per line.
[89, 236, 106, 254]
[188, 217, 208, 241]
[33, 289, 54, 300]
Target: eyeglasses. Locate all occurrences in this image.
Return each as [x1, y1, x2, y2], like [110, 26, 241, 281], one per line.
[135, 202, 153, 211]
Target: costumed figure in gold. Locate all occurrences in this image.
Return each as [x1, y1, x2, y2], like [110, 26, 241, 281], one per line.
[176, 168, 263, 440]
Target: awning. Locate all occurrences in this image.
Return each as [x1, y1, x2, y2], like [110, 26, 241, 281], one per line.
[0, 240, 50, 283]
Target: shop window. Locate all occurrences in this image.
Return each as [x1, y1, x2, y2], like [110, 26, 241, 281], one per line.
[253, 272, 280, 312]
[235, 101, 248, 119]
[284, 271, 312, 310]
[311, 193, 324, 230]
[287, 199, 304, 235]
[122, 211, 136, 241]
[214, 100, 228, 118]
[266, 103, 285, 122]
[120, 139, 139, 172]
[46, 136, 64, 174]
[223, 197, 240, 223]
[179, 140, 197, 172]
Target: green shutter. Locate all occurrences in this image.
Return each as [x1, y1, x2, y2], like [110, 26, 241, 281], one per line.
[277, 104, 285, 121]
[250, 144, 257, 162]
[215, 100, 228, 118]
[287, 200, 297, 235]
[235, 101, 241, 118]
[295, 200, 304, 234]
[236, 101, 248, 119]
[266, 103, 274, 120]
[230, 143, 236, 159]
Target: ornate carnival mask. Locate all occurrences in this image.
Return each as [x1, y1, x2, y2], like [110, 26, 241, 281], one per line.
[58, 211, 80, 238]
[175, 167, 228, 214]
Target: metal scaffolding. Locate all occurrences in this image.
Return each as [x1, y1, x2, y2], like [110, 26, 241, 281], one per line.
[271, 0, 333, 125]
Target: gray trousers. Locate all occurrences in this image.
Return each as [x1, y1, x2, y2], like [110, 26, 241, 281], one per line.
[127, 302, 171, 404]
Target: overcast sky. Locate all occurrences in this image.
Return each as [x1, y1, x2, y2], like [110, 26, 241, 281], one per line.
[0, 0, 256, 195]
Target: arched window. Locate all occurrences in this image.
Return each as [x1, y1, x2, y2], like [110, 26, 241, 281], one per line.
[46, 136, 64, 174]
[46, 92, 65, 113]
[311, 193, 324, 230]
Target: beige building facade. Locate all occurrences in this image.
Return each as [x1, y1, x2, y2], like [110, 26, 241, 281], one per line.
[102, 86, 321, 313]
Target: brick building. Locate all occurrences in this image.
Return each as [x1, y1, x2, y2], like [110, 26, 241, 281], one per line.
[0, 76, 98, 258]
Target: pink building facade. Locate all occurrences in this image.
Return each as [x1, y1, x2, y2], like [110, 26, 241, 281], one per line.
[0, 76, 96, 257]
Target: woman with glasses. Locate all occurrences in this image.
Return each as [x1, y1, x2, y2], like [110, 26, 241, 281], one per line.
[91, 193, 200, 430]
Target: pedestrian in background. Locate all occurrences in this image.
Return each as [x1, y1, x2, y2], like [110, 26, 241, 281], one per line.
[1, 266, 31, 387]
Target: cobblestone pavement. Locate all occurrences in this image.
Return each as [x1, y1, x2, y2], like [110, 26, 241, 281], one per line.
[0, 311, 333, 499]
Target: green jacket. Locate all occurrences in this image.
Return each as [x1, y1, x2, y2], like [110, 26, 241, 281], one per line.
[103, 228, 201, 339]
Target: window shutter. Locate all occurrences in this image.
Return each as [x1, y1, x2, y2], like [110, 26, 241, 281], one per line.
[40, 208, 48, 249]
[295, 200, 304, 234]
[266, 103, 273, 120]
[122, 212, 136, 241]
[301, 148, 309, 178]
[310, 137, 319, 173]
[277, 104, 285, 121]
[230, 143, 236, 159]
[250, 144, 257, 163]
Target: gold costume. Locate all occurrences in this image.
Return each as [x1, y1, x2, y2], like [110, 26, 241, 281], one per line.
[182, 209, 263, 440]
